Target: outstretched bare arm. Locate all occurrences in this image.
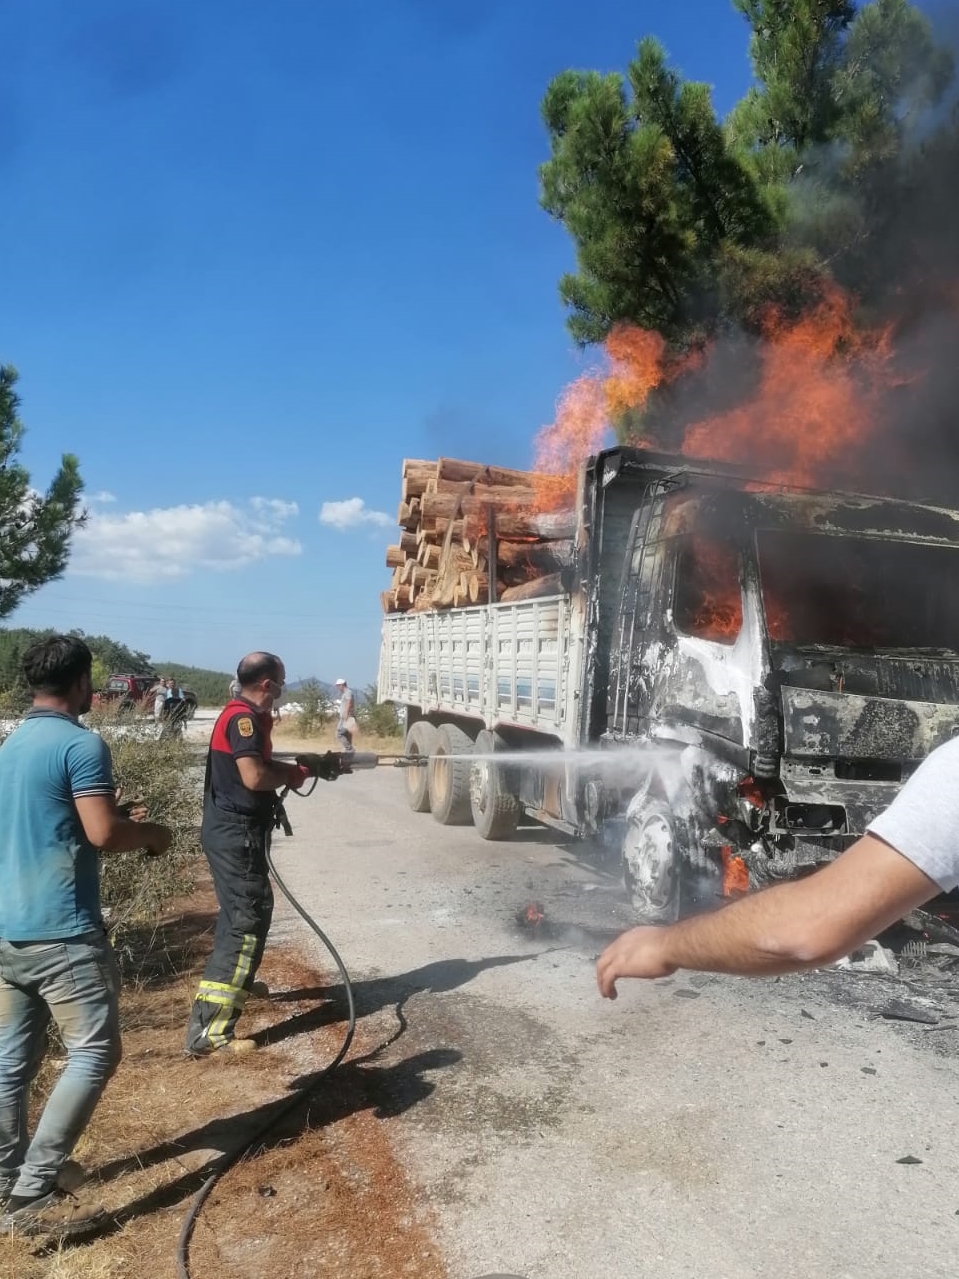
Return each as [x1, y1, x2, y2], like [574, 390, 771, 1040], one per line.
[596, 835, 938, 998]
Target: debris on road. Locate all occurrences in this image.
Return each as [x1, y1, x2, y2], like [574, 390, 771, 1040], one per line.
[876, 999, 940, 1025]
[832, 939, 899, 975]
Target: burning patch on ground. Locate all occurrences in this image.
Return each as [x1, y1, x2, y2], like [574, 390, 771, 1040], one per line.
[516, 901, 546, 932]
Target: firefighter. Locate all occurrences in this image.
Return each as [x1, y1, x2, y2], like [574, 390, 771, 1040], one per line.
[183, 651, 338, 1057]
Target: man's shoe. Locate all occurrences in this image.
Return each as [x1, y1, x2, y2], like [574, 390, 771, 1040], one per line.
[57, 1160, 88, 1193]
[0, 1181, 15, 1211]
[0, 1187, 104, 1239]
[226, 1037, 257, 1055]
[184, 1037, 257, 1059]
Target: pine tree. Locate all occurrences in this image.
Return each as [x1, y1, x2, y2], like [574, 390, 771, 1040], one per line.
[0, 366, 85, 618]
[540, 1, 956, 349]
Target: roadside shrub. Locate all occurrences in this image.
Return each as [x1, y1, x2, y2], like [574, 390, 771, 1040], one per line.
[294, 679, 329, 735]
[0, 683, 31, 718]
[85, 709, 201, 973]
[357, 683, 403, 739]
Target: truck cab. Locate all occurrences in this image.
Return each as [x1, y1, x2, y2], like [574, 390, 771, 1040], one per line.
[599, 471, 959, 920]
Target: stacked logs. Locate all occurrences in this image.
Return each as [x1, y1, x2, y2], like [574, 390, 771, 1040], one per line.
[382, 457, 575, 613]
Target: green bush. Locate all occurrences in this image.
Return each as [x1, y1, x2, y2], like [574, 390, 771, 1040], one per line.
[84, 709, 201, 972]
[0, 683, 31, 718]
[357, 683, 402, 738]
[293, 679, 330, 736]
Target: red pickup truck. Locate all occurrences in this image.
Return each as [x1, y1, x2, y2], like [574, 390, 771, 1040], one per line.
[94, 674, 198, 719]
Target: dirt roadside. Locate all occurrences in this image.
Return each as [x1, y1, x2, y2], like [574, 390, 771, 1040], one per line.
[0, 863, 447, 1279]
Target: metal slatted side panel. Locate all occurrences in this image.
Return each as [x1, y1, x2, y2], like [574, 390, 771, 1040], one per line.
[490, 597, 565, 732]
[378, 614, 424, 705]
[380, 599, 568, 733]
[430, 607, 488, 714]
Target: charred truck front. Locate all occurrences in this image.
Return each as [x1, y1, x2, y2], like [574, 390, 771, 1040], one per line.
[378, 447, 959, 920]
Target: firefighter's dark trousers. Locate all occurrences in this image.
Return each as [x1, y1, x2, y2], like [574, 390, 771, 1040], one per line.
[184, 804, 274, 1055]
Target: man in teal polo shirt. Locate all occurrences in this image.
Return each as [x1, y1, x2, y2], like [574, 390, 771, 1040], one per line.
[0, 635, 172, 1232]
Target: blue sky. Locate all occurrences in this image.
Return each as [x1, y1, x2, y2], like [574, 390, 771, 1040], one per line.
[0, 0, 759, 686]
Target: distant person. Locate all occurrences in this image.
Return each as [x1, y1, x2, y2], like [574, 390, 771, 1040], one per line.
[0, 635, 171, 1233]
[158, 678, 186, 740]
[596, 735, 959, 999]
[334, 678, 355, 754]
[228, 677, 241, 700]
[183, 651, 339, 1057]
[152, 677, 167, 739]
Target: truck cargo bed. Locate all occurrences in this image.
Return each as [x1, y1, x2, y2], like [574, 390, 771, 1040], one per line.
[378, 595, 577, 741]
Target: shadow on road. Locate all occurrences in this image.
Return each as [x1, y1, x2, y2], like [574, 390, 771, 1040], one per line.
[257, 952, 537, 1048]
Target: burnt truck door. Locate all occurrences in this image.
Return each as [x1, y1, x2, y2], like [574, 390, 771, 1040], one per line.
[610, 494, 766, 923]
[606, 480, 678, 737]
[608, 491, 754, 751]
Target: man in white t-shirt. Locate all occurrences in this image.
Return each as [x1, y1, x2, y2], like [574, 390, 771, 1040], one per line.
[334, 678, 355, 755]
[597, 737, 959, 998]
[152, 678, 167, 738]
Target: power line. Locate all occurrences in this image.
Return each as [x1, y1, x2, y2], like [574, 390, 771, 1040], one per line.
[13, 593, 349, 622]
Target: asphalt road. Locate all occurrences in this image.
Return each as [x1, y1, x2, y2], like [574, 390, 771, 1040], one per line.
[258, 764, 959, 1279]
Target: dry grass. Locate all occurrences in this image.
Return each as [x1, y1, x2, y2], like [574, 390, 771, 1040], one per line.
[271, 720, 405, 757]
[0, 865, 446, 1279]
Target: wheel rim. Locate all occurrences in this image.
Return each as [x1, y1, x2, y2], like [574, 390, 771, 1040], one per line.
[623, 812, 675, 915]
[404, 744, 424, 796]
[470, 758, 492, 815]
[432, 753, 451, 807]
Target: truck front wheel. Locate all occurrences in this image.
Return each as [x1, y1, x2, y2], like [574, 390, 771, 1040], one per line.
[622, 800, 682, 924]
[403, 721, 437, 813]
[429, 724, 474, 825]
[470, 729, 521, 840]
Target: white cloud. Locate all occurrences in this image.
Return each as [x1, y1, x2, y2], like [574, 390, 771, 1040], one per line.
[89, 490, 117, 504]
[251, 496, 299, 519]
[69, 498, 302, 581]
[319, 497, 392, 531]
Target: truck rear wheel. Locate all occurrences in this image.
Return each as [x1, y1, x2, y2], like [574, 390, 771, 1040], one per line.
[622, 800, 681, 924]
[429, 724, 474, 825]
[470, 729, 521, 840]
[403, 721, 437, 813]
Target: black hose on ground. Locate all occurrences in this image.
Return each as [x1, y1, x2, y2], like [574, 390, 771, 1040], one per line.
[175, 824, 356, 1279]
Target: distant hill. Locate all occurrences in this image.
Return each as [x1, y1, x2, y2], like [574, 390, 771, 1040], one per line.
[0, 627, 234, 709]
[286, 677, 335, 692]
[284, 677, 337, 705]
[155, 662, 236, 706]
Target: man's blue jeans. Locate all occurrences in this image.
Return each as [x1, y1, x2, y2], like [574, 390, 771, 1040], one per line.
[0, 931, 122, 1198]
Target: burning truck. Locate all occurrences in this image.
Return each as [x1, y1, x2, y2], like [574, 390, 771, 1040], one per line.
[378, 447, 959, 922]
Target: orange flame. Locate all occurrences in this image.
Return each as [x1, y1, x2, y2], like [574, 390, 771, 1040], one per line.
[529, 278, 928, 509]
[721, 846, 749, 897]
[674, 538, 743, 642]
[531, 329, 669, 511]
[680, 284, 896, 487]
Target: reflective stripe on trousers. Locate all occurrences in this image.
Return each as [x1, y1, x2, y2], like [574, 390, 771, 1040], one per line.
[184, 803, 273, 1053]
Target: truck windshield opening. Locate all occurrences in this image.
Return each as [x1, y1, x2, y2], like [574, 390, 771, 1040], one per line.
[759, 531, 959, 650]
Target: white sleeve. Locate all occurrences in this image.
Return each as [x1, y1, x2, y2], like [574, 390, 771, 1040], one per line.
[867, 738, 959, 892]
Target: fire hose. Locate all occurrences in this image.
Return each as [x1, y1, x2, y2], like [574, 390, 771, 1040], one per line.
[175, 750, 426, 1279]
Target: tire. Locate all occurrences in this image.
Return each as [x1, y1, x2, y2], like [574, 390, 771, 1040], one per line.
[622, 799, 682, 924]
[403, 721, 437, 813]
[429, 724, 474, 825]
[470, 729, 521, 840]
